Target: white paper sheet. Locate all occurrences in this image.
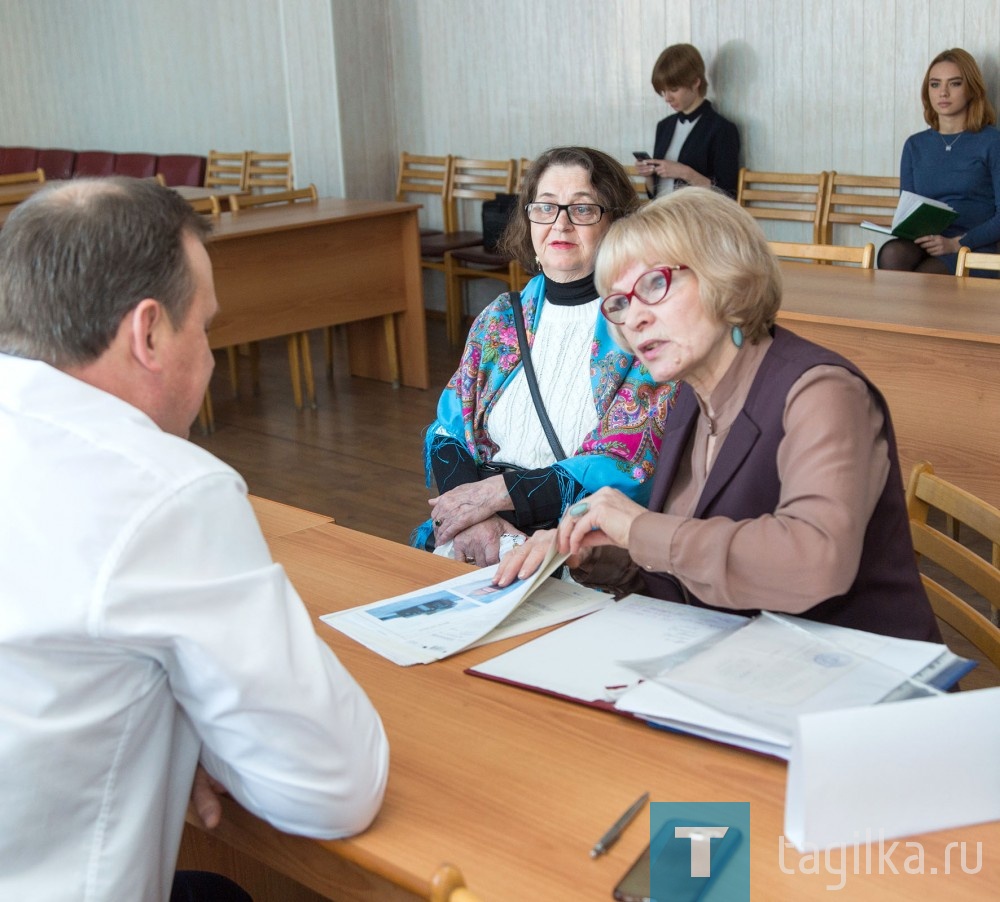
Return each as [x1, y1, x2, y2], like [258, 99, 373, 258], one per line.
[785, 686, 1000, 850]
[321, 546, 609, 665]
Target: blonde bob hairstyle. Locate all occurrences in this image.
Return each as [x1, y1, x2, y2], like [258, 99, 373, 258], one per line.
[594, 187, 782, 346]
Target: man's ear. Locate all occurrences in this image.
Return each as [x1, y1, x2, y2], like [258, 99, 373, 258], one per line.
[126, 298, 167, 373]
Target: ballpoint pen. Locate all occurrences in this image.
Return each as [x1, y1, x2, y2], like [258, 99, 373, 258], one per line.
[590, 791, 650, 858]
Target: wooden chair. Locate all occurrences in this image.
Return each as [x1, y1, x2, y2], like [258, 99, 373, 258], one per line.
[820, 172, 899, 244]
[0, 167, 45, 186]
[436, 157, 517, 343]
[0, 168, 45, 204]
[186, 195, 221, 216]
[769, 240, 875, 268]
[955, 246, 1000, 277]
[204, 150, 248, 190]
[228, 184, 316, 211]
[625, 163, 651, 201]
[906, 461, 1000, 672]
[244, 151, 293, 192]
[430, 864, 484, 902]
[395, 152, 452, 237]
[736, 168, 828, 244]
[421, 157, 515, 338]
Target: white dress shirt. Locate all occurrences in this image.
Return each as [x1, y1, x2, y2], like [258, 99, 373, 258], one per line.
[0, 353, 389, 902]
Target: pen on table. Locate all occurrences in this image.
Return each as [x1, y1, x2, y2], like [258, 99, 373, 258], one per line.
[589, 791, 650, 858]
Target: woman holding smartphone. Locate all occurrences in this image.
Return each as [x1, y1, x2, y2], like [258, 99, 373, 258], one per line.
[635, 44, 741, 199]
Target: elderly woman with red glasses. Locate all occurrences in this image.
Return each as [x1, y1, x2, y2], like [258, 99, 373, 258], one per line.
[496, 188, 940, 642]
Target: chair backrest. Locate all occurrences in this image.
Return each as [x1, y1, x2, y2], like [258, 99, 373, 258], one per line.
[205, 150, 249, 190]
[113, 152, 158, 179]
[245, 151, 293, 192]
[736, 168, 828, 243]
[820, 172, 900, 243]
[955, 246, 1000, 276]
[36, 148, 76, 181]
[72, 151, 116, 178]
[624, 163, 650, 201]
[445, 157, 516, 231]
[769, 240, 875, 268]
[514, 157, 533, 194]
[905, 460, 1000, 670]
[228, 183, 317, 211]
[156, 153, 207, 187]
[395, 152, 452, 229]
[0, 168, 45, 186]
[0, 146, 39, 175]
[186, 195, 222, 216]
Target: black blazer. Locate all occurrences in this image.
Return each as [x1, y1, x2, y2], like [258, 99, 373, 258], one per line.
[650, 100, 740, 197]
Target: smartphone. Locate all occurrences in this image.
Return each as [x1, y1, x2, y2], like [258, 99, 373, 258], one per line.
[613, 820, 742, 902]
[632, 151, 651, 161]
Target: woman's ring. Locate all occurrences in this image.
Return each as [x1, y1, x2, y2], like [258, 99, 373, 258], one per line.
[434, 518, 443, 527]
[569, 501, 589, 517]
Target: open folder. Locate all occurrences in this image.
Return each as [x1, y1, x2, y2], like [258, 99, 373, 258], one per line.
[469, 595, 972, 759]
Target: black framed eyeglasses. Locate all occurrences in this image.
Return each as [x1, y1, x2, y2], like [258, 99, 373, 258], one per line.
[524, 202, 606, 225]
[600, 265, 689, 324]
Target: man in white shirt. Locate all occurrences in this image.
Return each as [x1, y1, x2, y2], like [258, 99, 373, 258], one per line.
[0, 178, 390, 901]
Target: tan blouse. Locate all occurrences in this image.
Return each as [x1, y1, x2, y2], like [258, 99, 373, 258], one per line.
[575, 334, 890, 613]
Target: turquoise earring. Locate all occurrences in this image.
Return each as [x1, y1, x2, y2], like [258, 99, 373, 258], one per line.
[731, 325, 744, 348]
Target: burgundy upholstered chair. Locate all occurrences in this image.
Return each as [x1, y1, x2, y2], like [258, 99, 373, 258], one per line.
[156, 154, 207, 187]
[113, 153, 158, 179]
[0, 147, 39, 175]
[72, 151, 116, 178]
[36, 149, 76, 181]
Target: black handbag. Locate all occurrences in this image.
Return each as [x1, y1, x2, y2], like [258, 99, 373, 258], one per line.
[480, 193, 519, 253]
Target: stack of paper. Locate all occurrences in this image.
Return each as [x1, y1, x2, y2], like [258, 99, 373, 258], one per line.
[469, 596, 971, 758]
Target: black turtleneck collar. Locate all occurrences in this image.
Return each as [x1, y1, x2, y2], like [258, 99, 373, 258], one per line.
[543, 271, 598, 305]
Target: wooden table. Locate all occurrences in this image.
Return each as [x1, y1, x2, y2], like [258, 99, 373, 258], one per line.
[778, 262, 1000, 507]
[205, 198, 428, 389]
[178, 512, 1000, 901]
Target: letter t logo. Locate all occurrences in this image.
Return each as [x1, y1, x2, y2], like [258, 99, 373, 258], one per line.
[675, 826, 730, 877]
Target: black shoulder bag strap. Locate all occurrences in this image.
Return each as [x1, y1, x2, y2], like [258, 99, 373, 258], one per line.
[509, 291, 567, 461]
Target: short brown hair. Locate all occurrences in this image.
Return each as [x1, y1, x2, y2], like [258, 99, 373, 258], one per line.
[921, 48, 997, 132]
[650, 43, 708, 96]
[595, 187, 782, 346]
[500, 147, 641, 274]
[0, 178, 209, 367]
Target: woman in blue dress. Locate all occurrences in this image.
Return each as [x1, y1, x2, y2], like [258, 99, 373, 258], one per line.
[879, 48, 1000, 275]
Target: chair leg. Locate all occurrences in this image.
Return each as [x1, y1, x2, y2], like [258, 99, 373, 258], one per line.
[198, 390, 215, 434]
[298, 332, 317, 408]
[286, 334, 304, 410]
[226, 347, 240, 395]
[382, 314, 400, 388]
[444, 252, 463, 345]
[324, 327, 335, 381]
[248, 342, 261, 395]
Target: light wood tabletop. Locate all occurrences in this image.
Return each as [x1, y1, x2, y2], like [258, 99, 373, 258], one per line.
[179, 517, 1000, 901]
[777, 262, 1000, 508]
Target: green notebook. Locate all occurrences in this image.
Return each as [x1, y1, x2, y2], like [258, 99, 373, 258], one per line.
[861, 190, 957, 240]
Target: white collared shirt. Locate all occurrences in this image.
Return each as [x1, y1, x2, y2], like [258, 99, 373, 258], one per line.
[0, 353, 388, 901]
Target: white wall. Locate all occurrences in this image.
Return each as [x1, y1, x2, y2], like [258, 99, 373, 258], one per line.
[3, 1, 1000, 297]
